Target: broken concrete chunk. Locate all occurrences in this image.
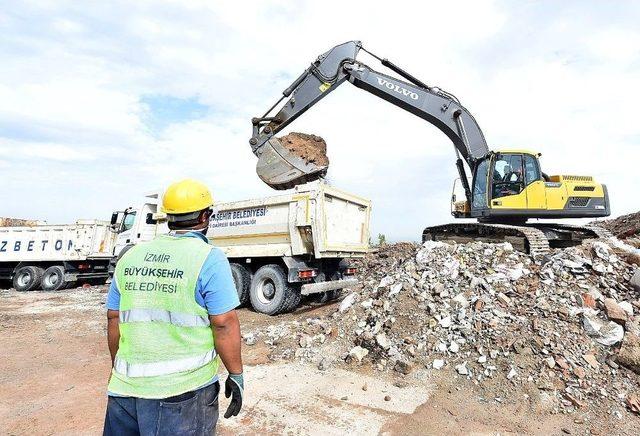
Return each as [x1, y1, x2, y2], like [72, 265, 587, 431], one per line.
[348, 346, 369, 363]
[455, 362, 469, 375]
[376, 333, 391, 350]
[604, 298, 628, 324]
[338, 293, 356, 312]
[432, 359, 445, 370]
[630, 269, 640, 293]
[617, 332, 640, 374]
[583, 314, 624, 346]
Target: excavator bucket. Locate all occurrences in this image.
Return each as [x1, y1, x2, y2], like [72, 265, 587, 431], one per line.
[255, 135, 329, 190]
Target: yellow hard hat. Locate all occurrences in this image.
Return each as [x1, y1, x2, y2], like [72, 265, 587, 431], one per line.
[162, 179, 213, 215]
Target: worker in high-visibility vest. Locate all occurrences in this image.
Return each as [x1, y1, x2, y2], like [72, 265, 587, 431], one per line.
[103, 179, 243, 435]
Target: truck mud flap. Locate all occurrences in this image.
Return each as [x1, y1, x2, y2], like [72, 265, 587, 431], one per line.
[301, 278, 358, 295]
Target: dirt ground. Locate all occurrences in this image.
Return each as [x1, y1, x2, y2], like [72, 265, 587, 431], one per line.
[1, 286, 638, 435]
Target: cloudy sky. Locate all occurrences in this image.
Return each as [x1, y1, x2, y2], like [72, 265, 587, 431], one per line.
[1, 1, 638, 241]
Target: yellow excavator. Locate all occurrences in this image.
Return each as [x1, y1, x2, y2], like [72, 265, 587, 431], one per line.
[249, 41, 611, 256]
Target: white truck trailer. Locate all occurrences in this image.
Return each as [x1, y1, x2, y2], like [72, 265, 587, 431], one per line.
[0, 220, 117, 291]
[111, 182, 371, 315]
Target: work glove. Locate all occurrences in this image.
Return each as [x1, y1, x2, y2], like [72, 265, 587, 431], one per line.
[224, 372, 244, 418]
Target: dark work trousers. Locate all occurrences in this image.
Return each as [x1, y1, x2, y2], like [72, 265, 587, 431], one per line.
[103, 381, 219, 436]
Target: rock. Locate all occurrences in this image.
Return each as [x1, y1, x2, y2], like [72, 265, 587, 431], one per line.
[439, 316, 452, 328]
[619, 301, 634, 317]
[507, 367, 517, 380]
[455, 362, 468, 375]
[582, 354, 600, 369]
[452, 293, 469, 308]
[592, 241, 611, 260]
[544, 356, 556, 368]
[389, 283, 403, 297]
[477, 355, 487, 364]
[507, 265, 525, 281]
[360, 299, 373, 308]
[432, 359, 445, 369]
[317, 358, 328, 371]
[384, 395, 391, 402]
[556, 357, 570, 370]
[626, 393, 640, 415]
[348, 346, 369, 363]
[497, 292, 511, 306]
[299, 335, 313, 348]
[394, 359, 413, 375]
[379, 276, 394, 287]
[376, 333, 391, 350]
[631, 269, 640, 292]
[577, 292, 596, 309]
[243, 333, 257, 346]
[582, 314, 624, 345]
[362, 383, 368, 391]
[617, 332, 640, 374]
[339, 293, 356, 312]
[448, 341, 460, 353]
[573, 366, 586, 379]
[604, 298, 628, 324]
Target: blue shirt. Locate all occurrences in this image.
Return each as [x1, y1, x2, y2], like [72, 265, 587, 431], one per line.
[106, 231, 240, 315]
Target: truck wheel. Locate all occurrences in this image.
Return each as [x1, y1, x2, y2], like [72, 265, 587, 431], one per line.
[41, 266, 66, 291]
[13, 266, 44, 292]
[249, 265, 294, 315]
[230, 263, 252, 306]
[282, 284, 302, 313]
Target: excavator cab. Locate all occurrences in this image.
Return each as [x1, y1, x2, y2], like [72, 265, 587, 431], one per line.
[464, 150, 610, 222]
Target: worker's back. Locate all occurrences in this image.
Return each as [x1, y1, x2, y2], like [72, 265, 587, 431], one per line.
[108, 234, 219, 399]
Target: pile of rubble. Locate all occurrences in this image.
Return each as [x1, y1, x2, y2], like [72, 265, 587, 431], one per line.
[595, 211, 640, 241]
[245, 238, 640, 417]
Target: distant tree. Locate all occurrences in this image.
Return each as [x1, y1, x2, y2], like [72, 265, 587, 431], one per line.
[377, 233, 387, 246]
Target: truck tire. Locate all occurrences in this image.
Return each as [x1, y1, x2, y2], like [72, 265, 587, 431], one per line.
[230, 263, 252, 306]
[282, 284, 302, 313]
[249, 264, 295, 315]
[13, 266, 44, 292]
[41, 266, 66, 291]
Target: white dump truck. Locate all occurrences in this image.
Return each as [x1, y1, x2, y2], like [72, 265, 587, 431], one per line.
[0, 220, 117, 291]
[111, 182, 371, 314]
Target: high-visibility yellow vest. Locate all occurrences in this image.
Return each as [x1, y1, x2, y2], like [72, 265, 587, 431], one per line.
[107, 234, 219, 399]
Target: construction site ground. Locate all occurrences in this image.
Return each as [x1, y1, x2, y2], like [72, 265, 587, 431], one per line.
[1, 285, 638, 435]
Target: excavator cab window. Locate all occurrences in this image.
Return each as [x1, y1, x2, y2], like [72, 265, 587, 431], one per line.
[523, 154, 541, 185]
[472, 158, 489, 210]
[491, 154, 524, 199]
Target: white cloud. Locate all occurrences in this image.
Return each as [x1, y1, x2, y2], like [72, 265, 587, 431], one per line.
[0, 0, 638, 240]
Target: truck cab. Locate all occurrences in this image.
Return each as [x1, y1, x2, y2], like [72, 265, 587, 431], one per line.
[110, 193, 167, 257]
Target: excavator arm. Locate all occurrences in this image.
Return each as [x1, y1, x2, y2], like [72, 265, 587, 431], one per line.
[250, 40, 490, 197]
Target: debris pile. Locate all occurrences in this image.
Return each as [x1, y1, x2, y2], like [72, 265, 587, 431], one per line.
[245, 237, 640, 417]
[335, 240, 640, 415]
[595, 211, 640, 240]
[0, 217, 41, 226]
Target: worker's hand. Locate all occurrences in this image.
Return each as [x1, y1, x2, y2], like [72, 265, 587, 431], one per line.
[224, 372, 244, 418]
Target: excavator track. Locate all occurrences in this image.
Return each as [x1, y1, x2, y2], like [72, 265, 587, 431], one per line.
[422, 222, 612, 259]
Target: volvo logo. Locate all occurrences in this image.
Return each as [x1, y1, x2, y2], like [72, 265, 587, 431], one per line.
[376, 77, 419, 100]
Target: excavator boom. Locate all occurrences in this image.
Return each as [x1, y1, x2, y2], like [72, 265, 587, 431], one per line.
[250, 40, 489, 193]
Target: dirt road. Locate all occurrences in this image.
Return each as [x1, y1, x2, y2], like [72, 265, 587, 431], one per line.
[1, 286, 637, 435]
